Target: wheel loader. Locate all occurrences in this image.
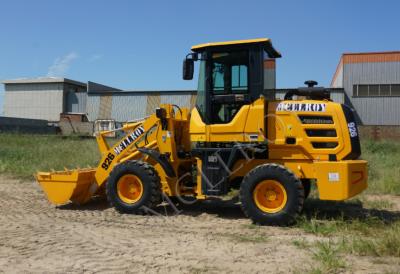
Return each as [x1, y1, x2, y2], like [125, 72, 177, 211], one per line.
[36, 38, 368, 225]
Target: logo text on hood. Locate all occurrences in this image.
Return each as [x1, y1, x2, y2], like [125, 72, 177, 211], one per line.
[276, 102, 326, 112]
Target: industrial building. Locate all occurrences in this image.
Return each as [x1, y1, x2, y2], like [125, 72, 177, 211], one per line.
[2, 77, 87, 121]
[2, 77, 123, 122]
[331, 51, 400, 125]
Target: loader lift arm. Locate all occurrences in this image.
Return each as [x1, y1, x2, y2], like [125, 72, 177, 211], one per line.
[37, 104, 191, 205]
[94, 104, 190, 188]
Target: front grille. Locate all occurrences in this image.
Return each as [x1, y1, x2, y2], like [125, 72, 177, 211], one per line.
[299, 115, 333, 124]
[312, 142, 338, 149]
[306, 129, 337, 137]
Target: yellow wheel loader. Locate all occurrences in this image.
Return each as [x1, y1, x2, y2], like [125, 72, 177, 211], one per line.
[36, 38, 368, 225]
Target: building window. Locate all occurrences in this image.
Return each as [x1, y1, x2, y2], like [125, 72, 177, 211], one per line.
[353, 84, 400, 97]
[380, 85, 391, 96]
[392, 84, 400, 96]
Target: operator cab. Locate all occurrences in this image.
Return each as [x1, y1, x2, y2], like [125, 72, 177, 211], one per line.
[183, 38, 281, 125]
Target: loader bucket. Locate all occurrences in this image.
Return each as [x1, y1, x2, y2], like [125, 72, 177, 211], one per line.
[36, 168, 97, 205]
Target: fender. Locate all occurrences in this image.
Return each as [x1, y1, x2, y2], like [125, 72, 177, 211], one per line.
[137, 148, 176, 177]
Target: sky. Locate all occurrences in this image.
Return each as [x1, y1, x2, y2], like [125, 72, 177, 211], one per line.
[1, 0, 400, 113]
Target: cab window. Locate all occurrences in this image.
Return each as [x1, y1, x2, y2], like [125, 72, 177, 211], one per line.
[211, 51, 249, 94]
[210, 51, 249, 123]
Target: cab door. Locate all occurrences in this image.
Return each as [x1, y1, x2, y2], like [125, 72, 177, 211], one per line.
[207, 50, 251, 142]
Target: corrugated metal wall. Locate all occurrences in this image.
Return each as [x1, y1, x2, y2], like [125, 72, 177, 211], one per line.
[86, 92, 195, 122]
[64, 83, 87, 114]
[65, 91, 87, 113]
[4, 83, 64, 121]
[331, 64, 343, 88]
[343, 62, 400, 125]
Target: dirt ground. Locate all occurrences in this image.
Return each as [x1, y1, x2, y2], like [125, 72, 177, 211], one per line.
[0, 176, 399, 274]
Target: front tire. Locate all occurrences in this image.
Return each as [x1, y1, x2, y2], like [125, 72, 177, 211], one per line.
[106, 161, 161, 214]
[240, 164, 304, 226]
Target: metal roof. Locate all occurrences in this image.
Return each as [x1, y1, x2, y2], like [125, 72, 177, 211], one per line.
[341, 51, 400, 64]
[191, 38, 282, 58]
[331, 51, 400, 86]
[2, 77, 87, 87]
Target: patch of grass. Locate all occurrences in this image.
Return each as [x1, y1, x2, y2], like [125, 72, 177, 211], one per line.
[222, 231, 268, 243]
[0, 134, 99, 179]
[347, 221, 400, 257]
[360, 197, 394, 210]
[296, 215, 343, 236]
[297, 211, 392, 237]
[312, 240, 346, 273]
[292, 237, 311, 249]
[341, 217, 387, 236]
[242, 223, 259, 230]
[362, 139, 400, 195]
[298, 209, 400, 259]
[307, 267, 324, 274]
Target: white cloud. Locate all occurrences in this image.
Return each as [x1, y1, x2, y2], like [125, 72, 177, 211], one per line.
[88, 54, 103, 62]
[47, 52, 78, 77]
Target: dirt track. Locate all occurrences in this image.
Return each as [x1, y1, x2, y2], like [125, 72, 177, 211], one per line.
[0, 176, 399, 273]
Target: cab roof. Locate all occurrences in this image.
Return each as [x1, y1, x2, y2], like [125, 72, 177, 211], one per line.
[191, 38, 281, 58]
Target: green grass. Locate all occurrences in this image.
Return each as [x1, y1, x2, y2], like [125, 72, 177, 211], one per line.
[362, 139, 400, 195]
[292, 237, 311, 249]
[233, 234, 268, 243]
[295, 199, 400, 261]
[295, 214, 400, 272]
[0, 134, 100, 179]
[346, 221, 400, 257]
[311, 240, 346, 273]
[359, 197, 394, 210]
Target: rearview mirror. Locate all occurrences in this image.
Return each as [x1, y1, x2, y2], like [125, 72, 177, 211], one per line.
[183, 58, 194, 80]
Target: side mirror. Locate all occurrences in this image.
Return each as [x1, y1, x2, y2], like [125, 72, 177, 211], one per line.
[183, 58, 194, 80]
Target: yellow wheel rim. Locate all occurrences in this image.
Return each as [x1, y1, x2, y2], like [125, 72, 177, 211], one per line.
[117, 174, 143, 204]
[253, 180, 287, 213]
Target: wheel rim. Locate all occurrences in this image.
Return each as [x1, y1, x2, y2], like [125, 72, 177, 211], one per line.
[116, 174, 143, 204]
[253, 180, 287, 213]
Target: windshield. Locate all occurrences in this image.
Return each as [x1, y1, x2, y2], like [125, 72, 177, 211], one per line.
[211, 51, 248, 94]
[195, 50, 250, 123]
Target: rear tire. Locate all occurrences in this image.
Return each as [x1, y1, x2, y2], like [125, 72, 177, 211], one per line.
[106, 160, 161, 214]
[240, 164, 304, 226]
